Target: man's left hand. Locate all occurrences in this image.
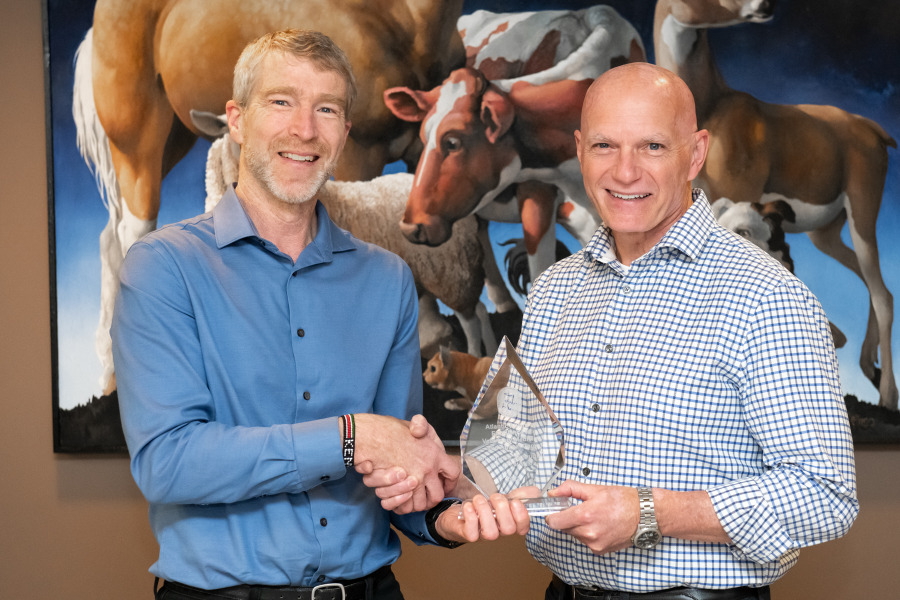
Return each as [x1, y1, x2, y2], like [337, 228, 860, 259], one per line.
[436, 492, 531, 543]
[545, 481, 639, 555]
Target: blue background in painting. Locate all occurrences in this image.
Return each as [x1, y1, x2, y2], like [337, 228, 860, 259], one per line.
[46, 0, 899, 409]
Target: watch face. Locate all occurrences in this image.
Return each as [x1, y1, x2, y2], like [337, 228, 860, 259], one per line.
[635, 529, 661, 549]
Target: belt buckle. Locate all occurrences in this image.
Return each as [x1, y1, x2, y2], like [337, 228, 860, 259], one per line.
[311, 582, 346, 600]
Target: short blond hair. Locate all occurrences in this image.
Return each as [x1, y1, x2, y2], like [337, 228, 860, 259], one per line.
[232, 29, 358, 115]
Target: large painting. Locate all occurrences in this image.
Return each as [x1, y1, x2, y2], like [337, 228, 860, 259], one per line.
[45, 0, 899, 452]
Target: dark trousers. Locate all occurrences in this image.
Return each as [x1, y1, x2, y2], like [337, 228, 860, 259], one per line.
[155, 567, 404, 600]
[545, 575, 770, 600]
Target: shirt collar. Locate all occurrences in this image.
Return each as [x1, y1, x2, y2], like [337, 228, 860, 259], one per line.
[212, 185, 357, 262]
[213, 186, 257, 248]
[583, 188, 715, 266]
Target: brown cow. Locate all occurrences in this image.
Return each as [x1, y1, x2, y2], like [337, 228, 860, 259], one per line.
[383, 6, 645, 282]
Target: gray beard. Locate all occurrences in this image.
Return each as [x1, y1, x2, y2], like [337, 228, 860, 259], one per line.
[244, 146, 336, 205]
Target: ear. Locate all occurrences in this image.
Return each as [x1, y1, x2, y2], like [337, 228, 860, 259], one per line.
[383, 87, 433, 122]
[688, 128, 710, 181]
[190, 109, 229, 138]
[710, 197, 734, 219]
[574, 129, 583, 165]
[225, 100, 244, 146]
[759, 199, 796, 224]
[439, 345, 453, 368]
[481, 88, 515, 144]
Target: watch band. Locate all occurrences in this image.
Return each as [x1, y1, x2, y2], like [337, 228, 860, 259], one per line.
[637, 486, 656, 527]
[426, 499, 464, 548]
[632, 486, 661, 549]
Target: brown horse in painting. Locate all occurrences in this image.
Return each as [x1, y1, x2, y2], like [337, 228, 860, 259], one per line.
[654, 0, 898, 409]
[76, 0, 465, 392]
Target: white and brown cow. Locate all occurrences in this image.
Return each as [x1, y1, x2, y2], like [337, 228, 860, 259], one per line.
[711, 197, 796, 273]
[384, 6, 645, 280]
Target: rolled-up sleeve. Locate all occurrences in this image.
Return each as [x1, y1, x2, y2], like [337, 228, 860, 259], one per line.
[708, 280, 858, 563]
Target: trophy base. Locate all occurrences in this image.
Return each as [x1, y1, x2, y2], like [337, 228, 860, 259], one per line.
[457, 495, 572, 519]
[521, 496, 573, 516]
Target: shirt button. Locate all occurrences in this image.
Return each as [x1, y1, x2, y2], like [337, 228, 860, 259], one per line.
[582, 467, 591, 476]
[622, 284, 631, 293]
[320, 475, 330, 482]
[317, 576, 326, 583]
[320, 518, 327, 527]
[605, 344, 613, 353]
[303, 391, 311, 401]
[591, 403, 600, 412]
[297, 328, 305, 337]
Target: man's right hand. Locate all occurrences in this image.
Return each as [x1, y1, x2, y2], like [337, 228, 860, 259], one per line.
[353, 414, 459, 513]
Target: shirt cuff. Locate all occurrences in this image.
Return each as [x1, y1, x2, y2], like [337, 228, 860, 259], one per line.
[289, 417, 347, 490]
[708, 478, 793, 563]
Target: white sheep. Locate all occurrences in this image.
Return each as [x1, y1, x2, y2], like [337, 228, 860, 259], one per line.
[319, 173, 499, 357]
[191, 111, 513, 357]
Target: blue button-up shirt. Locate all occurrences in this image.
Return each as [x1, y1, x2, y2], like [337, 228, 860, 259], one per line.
[111, 188, 434, 589]
[515, 191, 858, 592]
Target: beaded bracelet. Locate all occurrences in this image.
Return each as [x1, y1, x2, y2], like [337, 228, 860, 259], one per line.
[341, 413, 355, 468]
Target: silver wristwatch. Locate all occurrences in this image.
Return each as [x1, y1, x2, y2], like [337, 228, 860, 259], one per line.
[632, 487, 661, 549]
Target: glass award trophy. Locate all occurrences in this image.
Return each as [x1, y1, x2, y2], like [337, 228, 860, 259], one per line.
[456, 336, 572, 516]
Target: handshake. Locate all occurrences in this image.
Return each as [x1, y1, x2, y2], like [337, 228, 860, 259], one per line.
[352, 414, 459, 514]
[351, 413, 534, 544]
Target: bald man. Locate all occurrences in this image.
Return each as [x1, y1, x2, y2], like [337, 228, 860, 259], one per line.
[402, 63, 858, 599]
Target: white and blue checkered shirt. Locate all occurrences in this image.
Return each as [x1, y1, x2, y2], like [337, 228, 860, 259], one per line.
[515, 190, 858, 592]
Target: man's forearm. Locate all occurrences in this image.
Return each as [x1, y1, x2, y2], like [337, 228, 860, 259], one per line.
[654, 488, 731, 544]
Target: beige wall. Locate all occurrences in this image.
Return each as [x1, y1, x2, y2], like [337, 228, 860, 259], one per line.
[2, 1, 897, 598]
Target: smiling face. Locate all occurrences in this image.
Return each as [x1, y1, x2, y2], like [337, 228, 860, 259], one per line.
[575, 63, 708, 263]
[226, 52, 351, 208]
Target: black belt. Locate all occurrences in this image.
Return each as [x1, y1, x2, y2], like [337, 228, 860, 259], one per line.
[551, 575, 770, 600]
[157, 565, 392, 600]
